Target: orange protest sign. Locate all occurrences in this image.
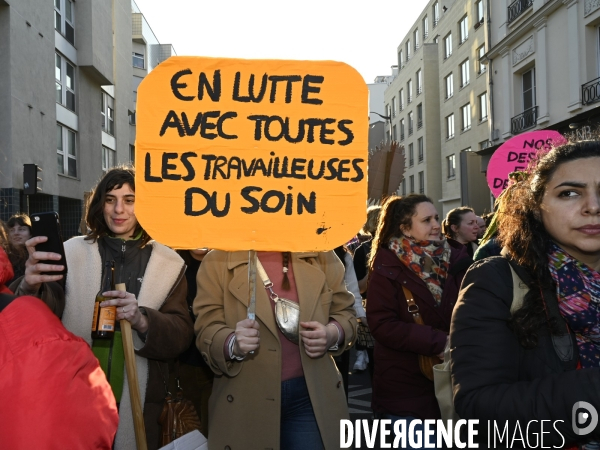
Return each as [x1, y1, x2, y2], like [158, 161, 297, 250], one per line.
[135, 56, 368, 251]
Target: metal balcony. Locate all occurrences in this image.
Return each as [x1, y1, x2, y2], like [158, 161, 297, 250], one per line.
[582, 77, 600, 106]
[511, 106, 538, 135]
[508, 0, 533, 24]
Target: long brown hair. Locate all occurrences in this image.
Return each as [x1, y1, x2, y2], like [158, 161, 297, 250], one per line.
[84, 166, 151, 245]
[441, 206, 474, 240]
[368, 194, 432, 271]
[499, 140, 600, 347]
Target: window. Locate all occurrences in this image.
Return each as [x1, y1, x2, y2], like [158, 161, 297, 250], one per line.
[447, 154, 456, 179]
[423, 16, 429, 39]
[101, 92, 115, 136]
[408, 111, 414, 135]
[55, 0, 74, 45]
[460, 59, 470, 87]
[55, 53, 75, 111]
[400, 119, 405, 141]
[418, 137, 424, 162]
[445, 73, 454, 99]
[399, 50, 404, 68]
[459, 15, 469, 44]
[128, 110, 136, 125]
[444, 33, 453, 59]
[433, 2, 440, 27]
[523, 68, 536, 111]
[399, 89, 405, 111]
[461, 103, 472, 131]
[417, 103, 423, 129]
[57, 124, 76, 177]
[416, 69, 423, 94]
[409, 175, 415, 193]
[419, 171, 425, 194]
[479, 92, 488, 121]
[102, 146, 116, 171]
[402, 178, 406, 196]
[130, 144, 136, 163]
[133, 52, 145, 69]
[477, 45, 486, 74]
[475, 0, 484, 23]
[479, 140, 490, 150]
[446, 114, 455, 139]
[392, 124, 397, 141]
[408, 80, 413, 103]
[409, 143, 414, 166]
[414, 29, 420, 50]
[392, 97, 397, 117]
[406, 40, 411, 61]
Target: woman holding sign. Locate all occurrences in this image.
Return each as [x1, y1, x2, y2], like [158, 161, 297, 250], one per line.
[451, 141, 600, 448]
[14, 166, 194, 450]
[194, 250, 357, 450]
[366, 194, 470, 448]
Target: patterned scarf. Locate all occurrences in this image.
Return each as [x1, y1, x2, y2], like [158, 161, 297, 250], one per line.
[548, 243, 600, 368]
[389, 236, 451, 304]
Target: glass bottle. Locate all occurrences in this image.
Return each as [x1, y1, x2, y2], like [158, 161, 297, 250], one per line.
[91, 261, 116, 339]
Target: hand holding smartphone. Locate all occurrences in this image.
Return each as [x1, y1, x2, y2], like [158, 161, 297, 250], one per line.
[29, 212, 68, 277]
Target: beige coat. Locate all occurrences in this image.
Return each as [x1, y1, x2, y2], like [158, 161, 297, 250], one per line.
[194, 251, 357, 450]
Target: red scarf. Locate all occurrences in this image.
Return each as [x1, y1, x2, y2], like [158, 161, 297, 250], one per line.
[389, 236, 450, 304]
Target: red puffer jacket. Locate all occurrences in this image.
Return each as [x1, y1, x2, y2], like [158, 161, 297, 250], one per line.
[0, 293, 119, 449]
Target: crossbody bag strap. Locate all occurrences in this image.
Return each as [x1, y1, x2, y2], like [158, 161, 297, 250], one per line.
[402, 286, 425, 326]
[256, 258, 280, 303]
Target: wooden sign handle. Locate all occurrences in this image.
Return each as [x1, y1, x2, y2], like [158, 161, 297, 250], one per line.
[116, 283, 148, 450]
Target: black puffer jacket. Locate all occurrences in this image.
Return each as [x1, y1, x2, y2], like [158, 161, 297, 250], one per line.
[451, 256, 600, 448]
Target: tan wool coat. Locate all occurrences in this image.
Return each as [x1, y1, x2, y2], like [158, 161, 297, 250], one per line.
[193, 250, 357, 450]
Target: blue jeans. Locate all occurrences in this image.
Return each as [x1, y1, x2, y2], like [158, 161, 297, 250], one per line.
[380, 414, 443, 449]
[280, 377, 324, 450]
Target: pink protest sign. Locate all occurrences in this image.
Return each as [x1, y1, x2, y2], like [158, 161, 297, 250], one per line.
[486, 130, 567, 197]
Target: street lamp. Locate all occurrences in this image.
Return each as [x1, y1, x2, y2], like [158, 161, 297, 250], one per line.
[370, 111, 392, 141]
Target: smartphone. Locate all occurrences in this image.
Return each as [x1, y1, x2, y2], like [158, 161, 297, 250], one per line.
[30, 212, 68, 276]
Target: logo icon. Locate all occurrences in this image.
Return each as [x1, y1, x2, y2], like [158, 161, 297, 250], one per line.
[572, 401, 598, 436]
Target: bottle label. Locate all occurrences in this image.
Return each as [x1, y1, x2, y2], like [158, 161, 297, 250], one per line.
[92, 303, 100, 332]
[98, 306, 116, 332]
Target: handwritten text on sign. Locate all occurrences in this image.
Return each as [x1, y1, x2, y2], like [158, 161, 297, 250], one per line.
[486, 130, 567, 197]
[135, 57, 368, 251]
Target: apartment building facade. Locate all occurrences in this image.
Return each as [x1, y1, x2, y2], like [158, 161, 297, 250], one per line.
[0, 0, 173, 238]
[436, 0, 490, 214]
[383, 0, 491, 216]
[479, 0, 600, 170]
[384, 6, 443, 213]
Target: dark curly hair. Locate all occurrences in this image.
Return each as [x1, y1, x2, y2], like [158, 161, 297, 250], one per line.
[499, 140, 600, 348]
[84, 165, 150, 245]
[368, 194, 433, 271]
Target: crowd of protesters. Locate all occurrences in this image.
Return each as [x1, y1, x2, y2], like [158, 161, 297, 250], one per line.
[0, 137, 599, 449]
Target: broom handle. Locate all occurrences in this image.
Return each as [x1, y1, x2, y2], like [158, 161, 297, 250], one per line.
[116, 283, 148, 450]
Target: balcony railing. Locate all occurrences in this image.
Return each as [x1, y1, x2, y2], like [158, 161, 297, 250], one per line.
[511, 106, 538, 134]
[408, 125, 414, 135]
[507, 0, 533, 24]
[400, 133, 405, 141]
[417, 119, 423, 129]
[582, 77, 600, 106]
